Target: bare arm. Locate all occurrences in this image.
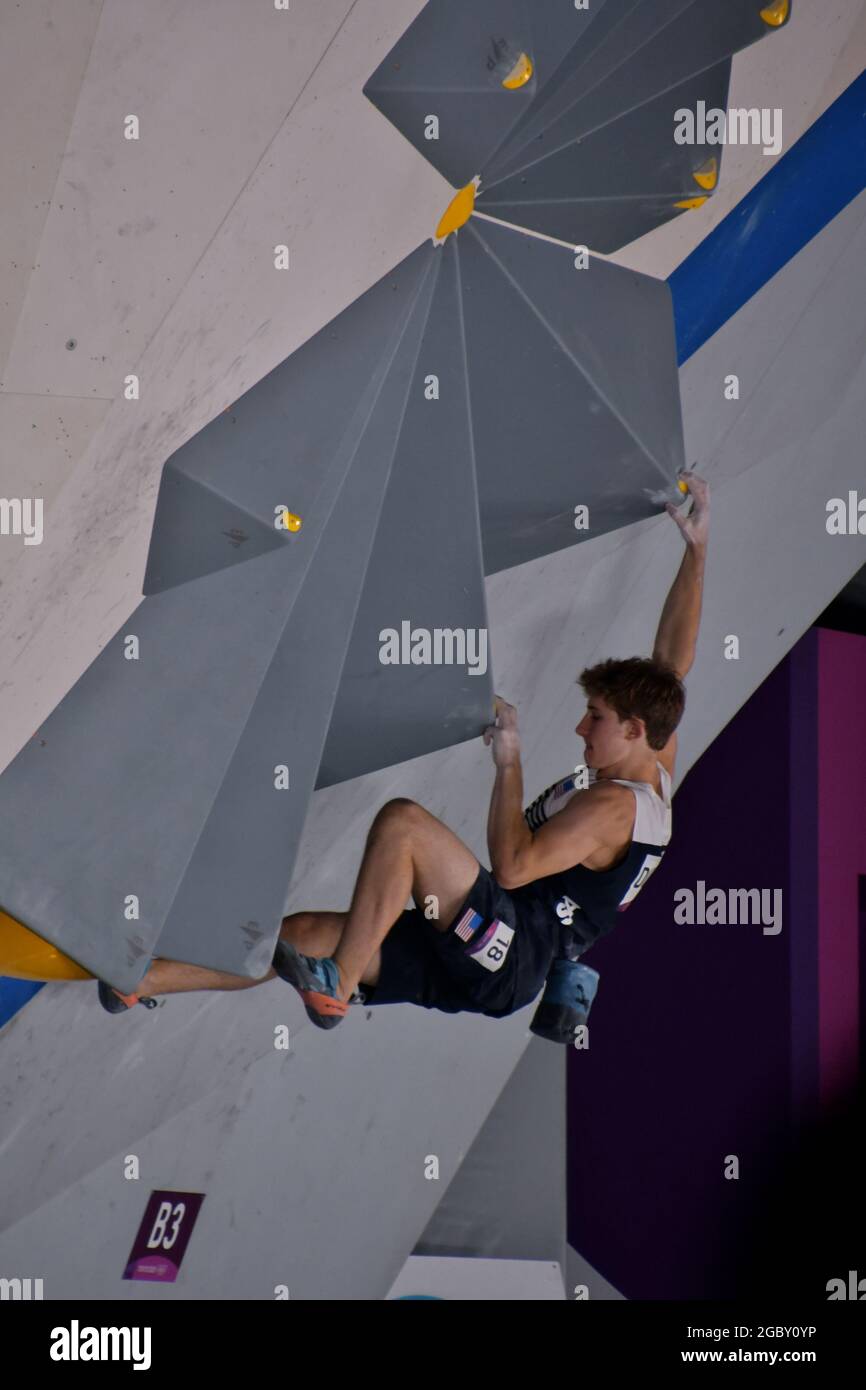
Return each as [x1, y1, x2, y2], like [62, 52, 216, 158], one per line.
[484, 698, 533, 880]
[652, 470, 710, 679]
[482, 697, 626, 887]
[486, 761, 533, 885]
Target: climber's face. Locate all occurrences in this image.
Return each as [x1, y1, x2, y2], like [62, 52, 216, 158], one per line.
[576, 697, 641, 769]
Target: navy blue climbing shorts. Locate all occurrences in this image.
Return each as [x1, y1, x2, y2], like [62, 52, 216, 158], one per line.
[362, 864, 548, 1019]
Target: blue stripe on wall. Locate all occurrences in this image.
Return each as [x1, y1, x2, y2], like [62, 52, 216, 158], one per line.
[669, 69, 866, 364]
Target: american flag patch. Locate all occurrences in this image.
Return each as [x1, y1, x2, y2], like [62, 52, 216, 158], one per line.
[454, 908, 483, 942]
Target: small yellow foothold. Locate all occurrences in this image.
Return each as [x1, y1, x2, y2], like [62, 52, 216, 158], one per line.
[502, 52, 533, 89]
[674, 195, 709, 211]
[434, 179, 478, 242]
[677, 479, 689, 495]
[693, 157, 718, 191]
[282, 510, 302, 533]
[760, 0, 790, 27]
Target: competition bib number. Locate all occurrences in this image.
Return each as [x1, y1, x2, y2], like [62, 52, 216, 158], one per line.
[619, 853, 663, 907]
[465, 919, 515, 973]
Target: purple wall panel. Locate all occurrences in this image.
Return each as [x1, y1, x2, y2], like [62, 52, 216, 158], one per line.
[567, 628, 866, 1298]
[817, 628, 866, 1106]
[567, 660, 794, 1299]
[788, 629, 820, 1125]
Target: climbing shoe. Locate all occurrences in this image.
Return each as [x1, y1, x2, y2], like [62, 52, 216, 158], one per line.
[272, 939, 362, 1029]
[98, 980, 159, 1014]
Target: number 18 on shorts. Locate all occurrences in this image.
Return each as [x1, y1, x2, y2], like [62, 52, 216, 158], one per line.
[465, 919, 515, 974]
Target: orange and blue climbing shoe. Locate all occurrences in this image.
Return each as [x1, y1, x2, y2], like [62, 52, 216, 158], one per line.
[97, 980, 158, 1014]
[272, 940, 355, 1029]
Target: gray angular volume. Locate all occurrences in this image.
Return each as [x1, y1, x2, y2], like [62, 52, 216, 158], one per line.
[364, 0, 791, 250]
[456, 217, 682, 573]
[0, 221, 684, 989]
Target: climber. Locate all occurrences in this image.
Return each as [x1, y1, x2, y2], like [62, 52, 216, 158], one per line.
[99, 470, 709, 1036]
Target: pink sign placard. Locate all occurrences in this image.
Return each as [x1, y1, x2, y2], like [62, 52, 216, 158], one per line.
[123, 1190, 206, 1283]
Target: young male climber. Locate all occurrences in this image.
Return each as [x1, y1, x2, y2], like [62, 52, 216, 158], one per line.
[99, 471, 709, 1036]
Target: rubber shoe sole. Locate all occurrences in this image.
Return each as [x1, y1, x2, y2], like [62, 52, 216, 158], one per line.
[98, 980, 158, 1014]
[272, 940, 349, 1029]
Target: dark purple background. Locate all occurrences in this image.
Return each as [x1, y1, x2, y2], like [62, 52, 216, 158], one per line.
[566, 627, 865, 1299]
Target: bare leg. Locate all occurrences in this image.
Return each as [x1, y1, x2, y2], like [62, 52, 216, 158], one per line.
[134, 958, 276, 997]
[132, 910, 382, 997]
[124, 794, 475, 1002]
[330, 798, 480, 1004]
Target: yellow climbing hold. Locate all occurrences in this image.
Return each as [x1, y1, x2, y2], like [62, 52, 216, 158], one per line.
[282, 510, 303, 533]
[693, 157, 718, 192]
[435, 180, 478, 241]
[677, 478, 690, 495]
[0, 908, 93, 981]
[674, 195, 709, 211]
[502, 51, 533, 89]
[760, 0, 789, 27]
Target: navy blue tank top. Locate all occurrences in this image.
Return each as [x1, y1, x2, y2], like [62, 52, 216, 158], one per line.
[515, 764, 673, 961]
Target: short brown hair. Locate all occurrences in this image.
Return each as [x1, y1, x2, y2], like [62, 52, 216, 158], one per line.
[577, 656, 685, 751]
